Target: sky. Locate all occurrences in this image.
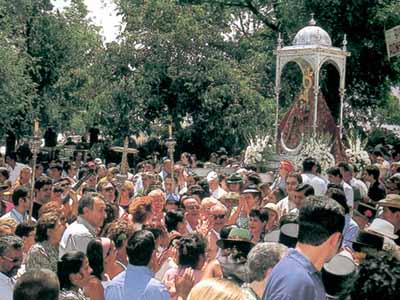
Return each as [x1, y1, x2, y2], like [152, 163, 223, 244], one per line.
[52, 0, 122, 42]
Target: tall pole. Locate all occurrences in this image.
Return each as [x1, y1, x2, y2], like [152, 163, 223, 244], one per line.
[165, 121, 176, 192]
[29, 119, 41, 223]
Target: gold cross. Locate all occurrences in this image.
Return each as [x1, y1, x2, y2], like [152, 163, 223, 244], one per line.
[111, 137, 138, 175]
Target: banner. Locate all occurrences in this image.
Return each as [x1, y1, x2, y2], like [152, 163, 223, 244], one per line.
[385, 25, 400, 58]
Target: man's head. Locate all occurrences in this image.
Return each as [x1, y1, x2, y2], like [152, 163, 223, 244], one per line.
[13, 269, 59, 300]
[15, 222, 36, 254]
[12, 186, 30, 212]
[246, 242, 288, 283]
[49, 164, 63, 181]
[163, 159, 172, 174]
[148, 189, 165, 214]
[182, 197, 201, 221]
[364, 165, 380, 182]
[297, 196, 345, 264]
[98, 181, 116, 203]
[210, 203, 228, 232]
[379, 195, 400, 231]
[0, 235, 23, 277]
[385, 175, 400, 194]
[326, 167, 343, 185]
[338, 162, 353, 183]
[34, 177, 52, 203]
[302, 157, 318, 174]
[126, 230, 155, 266]
[78, 192, 106, 228]
[207, 171, 219, 191]
[293, 184, 314, 208]
[5, 153, 17, 168]
[19, 167, 31, 184]
[285, 173, 303, 196]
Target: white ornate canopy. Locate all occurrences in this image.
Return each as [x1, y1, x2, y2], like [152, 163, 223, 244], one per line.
[273, 16, 350, 148]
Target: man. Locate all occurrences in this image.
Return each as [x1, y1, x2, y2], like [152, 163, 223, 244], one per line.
[98, 181, 116, 203]
[326, 166, 354, 208]
[12, 167, 31, 190]
[271, 160, 295, 196]
[148, 189, 166, 222]
[0, 235, 23, 300]
[59, 192, 106, 257]
[6, 153, 26, 185]
[338, 162, 368, 203]
[292, 184, 314, 212]
[231, 184, 261, 228]
[159, 159, 172, 183]
[301, 157, 327, 196]
[378, 194, 400, 245]
[264, 195, 345, 300]
[1, 187, 32, 224]
[208, 203, 228, 261]
[32, 177, 52, 220]
[276, 173, 303, 217]
[48, 164, 63, 183]
[13, 269, 59, 300]
[182, 196, 201, 233]
[105, 230, 170, 300]
[207, 171, 227, 200]
[385, 174, 400, 194]
[364, 165, 386, 203]
[226, 173, 243, 193]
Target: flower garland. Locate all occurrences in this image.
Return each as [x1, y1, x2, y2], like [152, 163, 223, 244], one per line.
[244, 134, 273, 167]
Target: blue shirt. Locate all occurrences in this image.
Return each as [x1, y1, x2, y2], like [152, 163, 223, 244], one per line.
[263, 248, 325, 300]
[105, 265, 170, 300]
[342, 214, 359, 250]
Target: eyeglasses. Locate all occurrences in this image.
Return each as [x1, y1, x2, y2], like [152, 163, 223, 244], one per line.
[105, 187, 115, 192]
[1, 255, 21, 264]
[212, 214, 226, 220]
[186, 205, 200, 210]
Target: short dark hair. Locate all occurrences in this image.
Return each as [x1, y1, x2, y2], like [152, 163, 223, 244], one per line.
[326, 166, 342, 179]
[12, 186, 29, 206]
[165, 210, 184, 232]
[326, 188, 349, 215]
[0, 167, 9, 179]
[126, 230, 155, 266]
[57, 251, 86, 290]
[178, 233, 206, 269]
[249, 208, 269, 223]
[15, 222, 35, 239]
[302, 157, 317, 172]
[0, 235, 23, 256]
[78, 192, 104, 215]
[6, 152, 17, 161]
[287, 172, 303, 184]
[49, 164, 63, 173]
[13, 269, 59, 300]
[338, 161, 353, 173]
[35, 212, 60, 242]
[34, 177, 52, 191]
[366, 165, 380, 181]
[297, 196, 345, 246]
[295, 184, 315, 197]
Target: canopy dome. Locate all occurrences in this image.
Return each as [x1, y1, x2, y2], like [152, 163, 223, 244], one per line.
[292, 17, 332, 47]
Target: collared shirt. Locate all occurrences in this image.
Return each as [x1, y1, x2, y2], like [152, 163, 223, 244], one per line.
[59, 216, 97, 258]
[105, 264, 170, 300]
[301, 173, 327, 196]
[264, 248, 326, 300]
[342, 181, 354, 208]
[0, 208, 32, 224]
[26, 241, 59, 273]
[342, 214, 359, 250]
[0, 272, 14, 300]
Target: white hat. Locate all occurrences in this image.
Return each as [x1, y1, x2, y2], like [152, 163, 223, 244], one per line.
[366, 218, 398, 240]
[206, 171, 218, 182]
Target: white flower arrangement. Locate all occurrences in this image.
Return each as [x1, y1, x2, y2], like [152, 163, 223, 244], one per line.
[345, 129, 371, 172]
[244, 134, 273, 167]
[293, 134, 336, 173]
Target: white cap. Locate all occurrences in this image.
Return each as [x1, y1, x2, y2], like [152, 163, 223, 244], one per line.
[207, 171, 218, 182]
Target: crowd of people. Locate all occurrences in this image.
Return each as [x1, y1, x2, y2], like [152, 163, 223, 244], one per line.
[0, 145, 399, 300]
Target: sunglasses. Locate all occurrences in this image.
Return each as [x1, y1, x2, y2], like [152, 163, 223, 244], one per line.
[212, 214, 226, 220]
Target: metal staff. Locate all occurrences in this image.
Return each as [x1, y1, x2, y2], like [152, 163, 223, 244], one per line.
[165, 123, 177, 192]
[29, 119, 41, 223]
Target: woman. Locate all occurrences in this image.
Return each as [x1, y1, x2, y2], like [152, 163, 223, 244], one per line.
[128, 196, 153, 230]
[163, 233, 207, 299]
[58, 251, 92, 300]
[188, 278, 245, 300]
[119, 181, 134, 210]
[248, 208, 269, 243]
[26, 211, 66, 273]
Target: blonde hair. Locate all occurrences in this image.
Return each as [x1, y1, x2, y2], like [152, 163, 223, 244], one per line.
[0, 217, 17, 235]
[188, 278, 245, 300]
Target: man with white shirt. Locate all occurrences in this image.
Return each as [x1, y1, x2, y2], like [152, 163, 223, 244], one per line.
[301, 157, 327, 196]
[1, 187, 32, 224]
[5, 153, 26, 185]
[326, 166, 354, 208]
[0, 235, 23, 300]
[207, 171, 227, 200]
[338, 162, 368, 202]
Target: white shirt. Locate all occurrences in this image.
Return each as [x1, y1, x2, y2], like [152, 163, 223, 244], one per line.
[276, 196, 297, 217]
[59, 216, 97, 258]
[0, 208, 34, 224]
[349, 177, 368, 199]
[342, 181, 354, 208]
[7, 162, 26, 184]
[210, 186, 227, 200]
[0, 272, 14, 300]
[301, 173, 327, 196]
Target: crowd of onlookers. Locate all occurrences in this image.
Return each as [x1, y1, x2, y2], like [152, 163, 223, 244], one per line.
[0, 147, 399, 300]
